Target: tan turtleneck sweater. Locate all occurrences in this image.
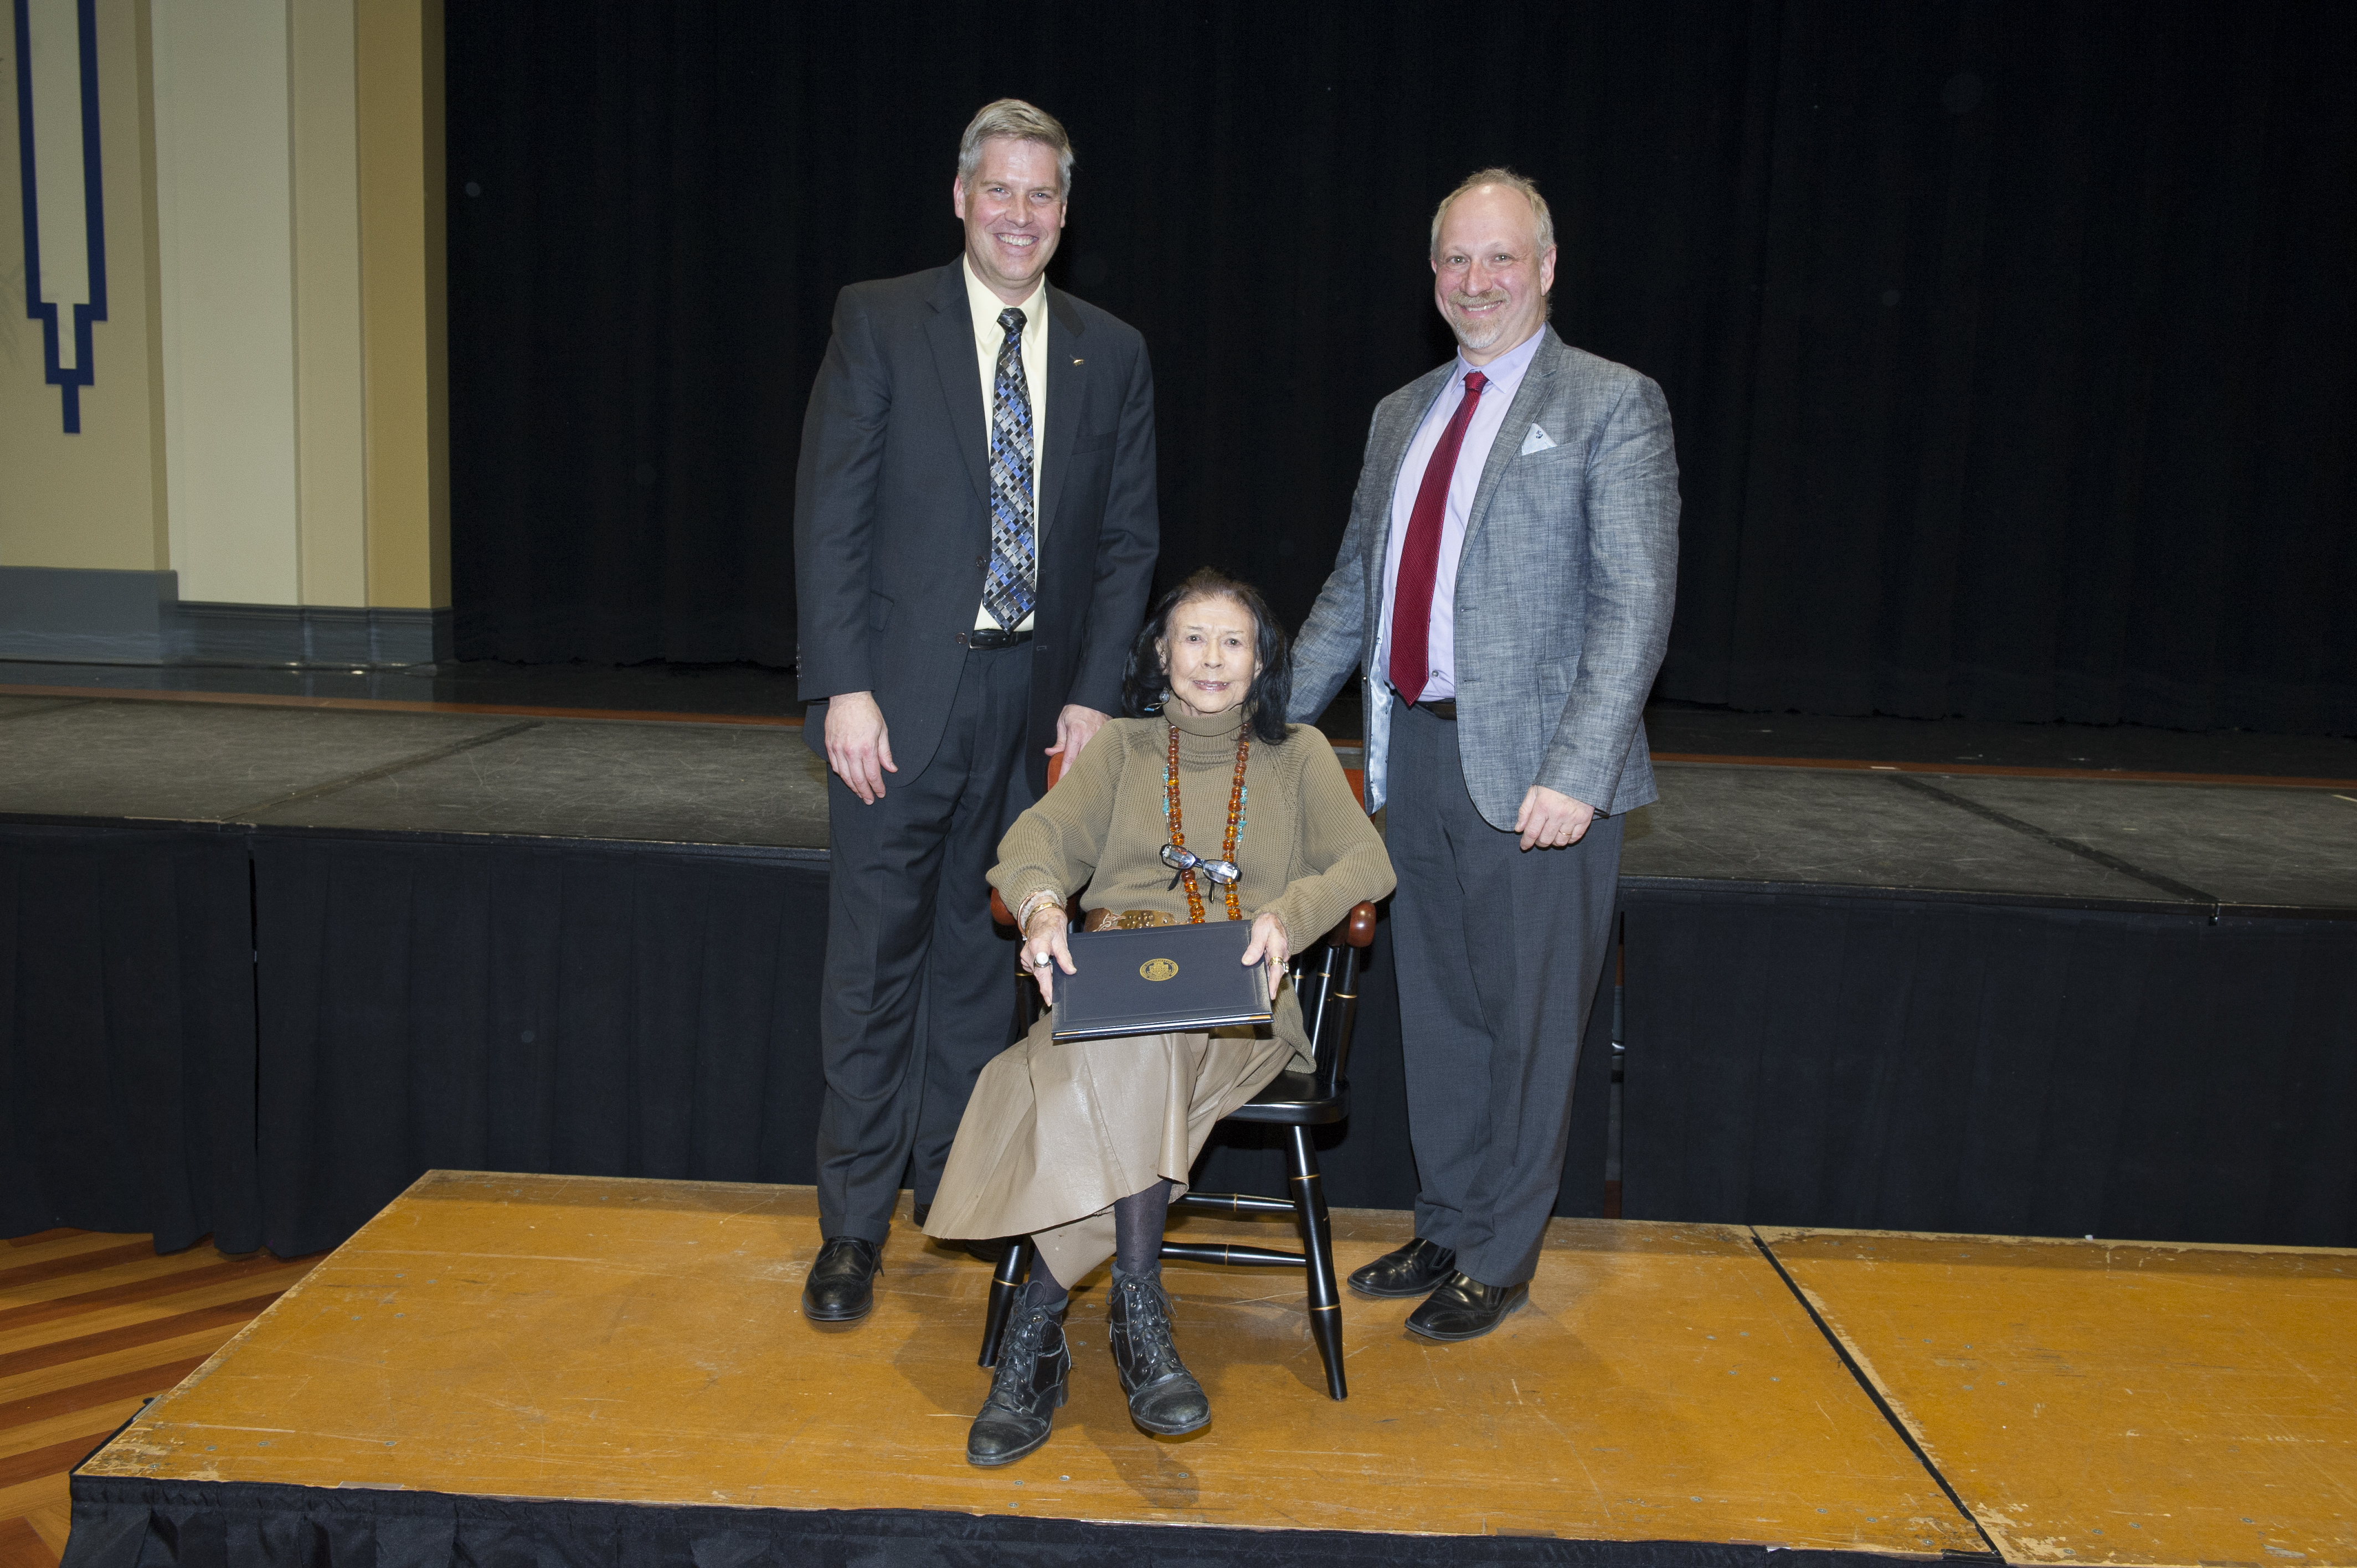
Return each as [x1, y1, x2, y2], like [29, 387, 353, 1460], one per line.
[991, 707, 1394, 1053]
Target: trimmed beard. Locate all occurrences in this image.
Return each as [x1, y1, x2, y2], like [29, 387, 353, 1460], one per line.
[1444, 292, 1514, 352]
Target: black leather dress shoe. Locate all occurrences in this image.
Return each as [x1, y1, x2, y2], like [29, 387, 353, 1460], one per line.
[1348, 1237, 1458, 1299]
[1404, 1272, 1529, 1342]
[801, 1236, 882, 1322]
[913, 1201, 1007, 1265]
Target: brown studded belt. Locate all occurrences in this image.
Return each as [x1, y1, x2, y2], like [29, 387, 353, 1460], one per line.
[1083, 908, 1178, 931]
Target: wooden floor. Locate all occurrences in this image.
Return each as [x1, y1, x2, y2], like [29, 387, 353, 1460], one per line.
[0, 1229, 318, 1568]
[79, 1173, 1974, 1552]
[37, 1173, 2357, 1565]
[1769, 1229, 2357, 1566]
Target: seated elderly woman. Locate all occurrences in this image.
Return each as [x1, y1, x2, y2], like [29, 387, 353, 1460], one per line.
[923, 568, 1393, 1466]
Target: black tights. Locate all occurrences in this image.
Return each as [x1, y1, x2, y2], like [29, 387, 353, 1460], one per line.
[1114, 1177, 1173, 1276]
[1020, 1177, 1172, 1309]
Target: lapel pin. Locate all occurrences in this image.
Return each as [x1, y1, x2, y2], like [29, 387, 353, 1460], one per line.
[1072, 357, 1084, 365]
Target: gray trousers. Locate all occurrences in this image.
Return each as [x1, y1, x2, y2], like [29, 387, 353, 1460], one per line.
[814, 643, 1036, 1243]
[1387, 694, 1623, 1288]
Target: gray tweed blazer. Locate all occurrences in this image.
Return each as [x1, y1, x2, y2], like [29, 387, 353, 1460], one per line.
[1290, 327, 1680, 828]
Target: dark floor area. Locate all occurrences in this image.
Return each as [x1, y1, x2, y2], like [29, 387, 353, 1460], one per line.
[6, 687, 2355, 909]
[0, 658, 805, 718]
[4, 659, 2354, 780]
[1642, 701, 2357, 779]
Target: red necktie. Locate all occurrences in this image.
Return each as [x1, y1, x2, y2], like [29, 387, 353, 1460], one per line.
[1388, 370, 1488, 705]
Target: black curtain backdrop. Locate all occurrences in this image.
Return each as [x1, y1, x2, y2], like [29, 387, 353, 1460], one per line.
[1620, 888, 2357, 1247]
[61, 1477, 1942, 1568]
[11, 822, 2354, 1257]
[0, 817, 1600, 1260]
[246, 829, 1607, 1258]
[0, 821, 260, 1255]
[447, 1, 2357, 734]
[250, 834, 835, 1258]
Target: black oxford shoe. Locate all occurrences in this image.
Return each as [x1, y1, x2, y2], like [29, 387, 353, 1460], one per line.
[912, 1200, 1005, 1265]
[1404, 1272, 1529, 1342]
[801, 1236, 882, 1322]
[1348, 1237, 1458, 1299]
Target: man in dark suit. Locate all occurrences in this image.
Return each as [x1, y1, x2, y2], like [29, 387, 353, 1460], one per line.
[1291, 169, 1679, 1340]
[793, 100, 1159, 1322]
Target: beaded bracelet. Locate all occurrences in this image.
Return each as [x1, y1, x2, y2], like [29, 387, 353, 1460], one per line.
[1014, 889, 1066, 934]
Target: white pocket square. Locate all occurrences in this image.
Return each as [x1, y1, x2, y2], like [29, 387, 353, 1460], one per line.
[1520, 424, 1556, 455]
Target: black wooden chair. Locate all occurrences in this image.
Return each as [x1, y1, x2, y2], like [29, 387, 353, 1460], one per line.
[975, 894, 1378, 1400]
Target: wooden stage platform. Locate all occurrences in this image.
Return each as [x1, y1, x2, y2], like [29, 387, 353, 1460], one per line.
[59, 1173, 2357, 1567]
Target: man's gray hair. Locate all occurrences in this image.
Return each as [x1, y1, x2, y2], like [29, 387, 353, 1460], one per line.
[1429, 167, 1556, 259]
[956, 99, 1075, 196]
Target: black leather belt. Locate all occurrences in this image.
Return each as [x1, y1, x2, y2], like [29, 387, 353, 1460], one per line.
[963, 627, 1033, 650]
[1416, 698, 1457, 720]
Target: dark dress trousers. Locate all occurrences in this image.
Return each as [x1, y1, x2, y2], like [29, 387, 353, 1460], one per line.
[795, 260, 1159, 1243]
[1290, 327, 1679, 1288]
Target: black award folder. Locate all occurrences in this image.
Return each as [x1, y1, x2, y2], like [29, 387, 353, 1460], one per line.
[1050, 920, 1274, 1042]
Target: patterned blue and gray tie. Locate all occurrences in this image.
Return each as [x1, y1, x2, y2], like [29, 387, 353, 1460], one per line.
[984, 307, 1038, 630]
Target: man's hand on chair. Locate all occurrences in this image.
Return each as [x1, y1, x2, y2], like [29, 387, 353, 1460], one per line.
[1046, 704, 1110, 764]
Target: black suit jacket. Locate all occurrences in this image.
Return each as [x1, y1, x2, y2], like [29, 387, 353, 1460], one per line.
[794, 261, 1160, 796]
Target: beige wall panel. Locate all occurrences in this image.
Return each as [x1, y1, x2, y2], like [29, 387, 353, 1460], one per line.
[354, 0, 447, 610]
[134, 0, 167, 569]
[0, 0, 168, 573]
[151, 0, 301, 605]
[422, 0, 444, 605]
[291, 0, 367, 606]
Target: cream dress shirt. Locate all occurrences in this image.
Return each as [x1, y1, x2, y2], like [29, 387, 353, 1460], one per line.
[963, 257, 1049, 633]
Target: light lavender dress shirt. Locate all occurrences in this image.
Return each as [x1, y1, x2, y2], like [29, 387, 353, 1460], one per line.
[1373, 326, 1547, 703]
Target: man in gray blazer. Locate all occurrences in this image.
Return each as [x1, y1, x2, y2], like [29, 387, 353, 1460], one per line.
[794, 100, 1158, 1322]
[1291, 169, 1678, 1339]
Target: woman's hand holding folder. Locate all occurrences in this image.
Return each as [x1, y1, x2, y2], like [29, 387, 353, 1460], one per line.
[1027, 906, 1288, 1010]
[1238, 911, 1290, 998]
[1020, 905, 1078, 1005]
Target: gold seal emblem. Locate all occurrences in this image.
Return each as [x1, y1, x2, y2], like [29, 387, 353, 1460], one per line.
[1140, 957, 1180, 983]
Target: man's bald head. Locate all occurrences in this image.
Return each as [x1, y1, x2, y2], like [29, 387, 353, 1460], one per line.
[1429, 167, 1555, 260]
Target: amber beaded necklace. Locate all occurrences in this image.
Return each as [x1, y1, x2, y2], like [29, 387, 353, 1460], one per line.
[1164, 721, 1249, 924]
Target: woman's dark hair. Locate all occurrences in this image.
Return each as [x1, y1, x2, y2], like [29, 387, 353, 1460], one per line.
[1120, 568, 1294, 744]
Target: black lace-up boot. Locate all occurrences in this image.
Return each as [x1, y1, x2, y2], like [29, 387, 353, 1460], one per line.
[966, 1288, 1069, 1467]
[1107, 1266, 1210, 1436]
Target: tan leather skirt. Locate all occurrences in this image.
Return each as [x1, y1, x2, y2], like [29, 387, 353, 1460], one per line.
[919, 1003, 1295, 1264]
